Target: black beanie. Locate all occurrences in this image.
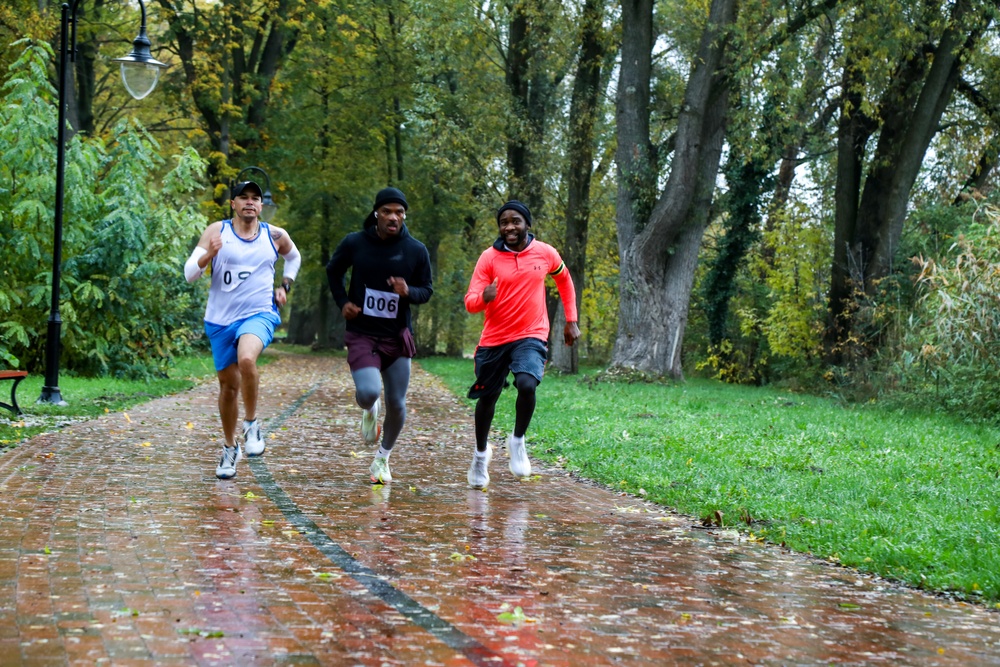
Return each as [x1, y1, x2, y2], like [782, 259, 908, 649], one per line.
[497, 200, 531, 227]
[374, 187, 408, 211]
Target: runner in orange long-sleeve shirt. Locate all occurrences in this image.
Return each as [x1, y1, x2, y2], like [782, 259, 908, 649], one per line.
[464, 200, 581, 489]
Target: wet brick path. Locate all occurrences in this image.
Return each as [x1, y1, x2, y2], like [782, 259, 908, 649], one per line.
[1, 352, 999, 666]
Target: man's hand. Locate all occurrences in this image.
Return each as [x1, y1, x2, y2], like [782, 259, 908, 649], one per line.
[483, 277, 499, 303]
[342, 302, 361, 320]
[274, 286, 288, 308]
[387, 276, 409, 297]
[204, 234, 223, 261]
[564, 321, 581, 346]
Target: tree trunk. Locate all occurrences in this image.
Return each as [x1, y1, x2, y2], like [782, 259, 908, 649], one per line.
[823, 53, 869, 360]
[419, 235, 440, 356]
[506, 4, 529, 197]
[611, 0, 735, 379]
[72, 0, 104, 136]
[284, 304, 316, 345]
[549, 0, 607, 374]
[504, 0, 561, 214]
[313, 173, 335, 350]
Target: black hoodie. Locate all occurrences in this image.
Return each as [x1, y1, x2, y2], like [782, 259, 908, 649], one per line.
[326, 221, 433, 337]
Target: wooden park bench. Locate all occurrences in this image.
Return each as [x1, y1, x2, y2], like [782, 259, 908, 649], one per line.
[0, 371, 27, 416]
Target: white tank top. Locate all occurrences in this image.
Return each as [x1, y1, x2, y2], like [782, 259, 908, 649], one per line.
[204, 220, 279, 325]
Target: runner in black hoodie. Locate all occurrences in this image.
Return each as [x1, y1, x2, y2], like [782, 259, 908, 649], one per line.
[326, 187, 433, 484]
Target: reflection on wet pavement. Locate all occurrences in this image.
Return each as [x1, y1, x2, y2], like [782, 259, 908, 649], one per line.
[0, 353, 998, 666]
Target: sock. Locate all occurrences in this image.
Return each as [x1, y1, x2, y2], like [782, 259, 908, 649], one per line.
[376, 446, 391, 459]
[474, 447, 489, 458]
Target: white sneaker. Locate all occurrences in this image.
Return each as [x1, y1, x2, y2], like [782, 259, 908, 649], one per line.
[361, 399, 381, 444]
[508, 435, 530, 478]
[467, 445, 492, 489]
[215, 445, 243, 480]
[370, 456, 392, 484]
[243, 419, 265, 456]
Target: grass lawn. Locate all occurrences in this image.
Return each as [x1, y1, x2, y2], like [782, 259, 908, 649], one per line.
[416, 356, 1000, 606]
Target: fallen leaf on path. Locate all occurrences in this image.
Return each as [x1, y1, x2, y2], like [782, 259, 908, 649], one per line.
[497, 606, 534, 625]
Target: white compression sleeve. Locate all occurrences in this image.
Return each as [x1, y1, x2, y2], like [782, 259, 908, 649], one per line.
[281, 243, 301, 281]
[184, 246, 208, 283]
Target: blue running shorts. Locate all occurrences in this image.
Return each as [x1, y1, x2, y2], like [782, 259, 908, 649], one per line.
[205, 310, 281, 371]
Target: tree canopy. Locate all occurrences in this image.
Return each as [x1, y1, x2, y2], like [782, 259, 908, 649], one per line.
[3, 0, 1000, 419]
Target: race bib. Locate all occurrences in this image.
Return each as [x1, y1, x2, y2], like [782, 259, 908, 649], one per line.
[363, 288, 400, 319]
[219, 263, 255, 293]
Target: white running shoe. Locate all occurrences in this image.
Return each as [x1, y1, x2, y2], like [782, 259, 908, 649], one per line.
[243, 419, 265, 456]
[215, 445, 243, 480]
[508, 435, 531, 478]
[370, 456, 392, 484]
[467, 445, 493, 489]
[361, 399, 381, 444]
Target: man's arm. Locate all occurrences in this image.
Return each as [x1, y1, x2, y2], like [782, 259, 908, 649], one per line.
[184, 221, 223, 282]
[401, 245, 434, 305]
[270, 226, 301, 282]
[549, 253, 581, 346]
[269, 225, 300, 308]
[464, 251, 494, 314]
[325, 236, 359, 320]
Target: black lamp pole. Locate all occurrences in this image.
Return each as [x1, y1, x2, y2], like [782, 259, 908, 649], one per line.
[38, 0, 168, 405]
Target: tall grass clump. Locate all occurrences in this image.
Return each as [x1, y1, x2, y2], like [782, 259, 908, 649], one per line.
[888, 202, 1000, 421]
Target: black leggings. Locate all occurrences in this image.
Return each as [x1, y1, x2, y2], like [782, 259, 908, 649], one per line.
[474, 372, 539, 451]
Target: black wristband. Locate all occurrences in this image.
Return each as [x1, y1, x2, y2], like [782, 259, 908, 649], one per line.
[280, 281, 291, 293]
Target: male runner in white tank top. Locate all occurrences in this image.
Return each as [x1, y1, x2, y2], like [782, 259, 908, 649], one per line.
[184, 181, 302, 479]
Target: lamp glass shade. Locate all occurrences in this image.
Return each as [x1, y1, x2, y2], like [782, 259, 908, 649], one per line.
[261, 198, 278, 222]
[119, 62, 161, 100]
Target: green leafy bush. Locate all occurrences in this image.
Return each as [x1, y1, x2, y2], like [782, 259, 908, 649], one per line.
[0, 40, 208, 377]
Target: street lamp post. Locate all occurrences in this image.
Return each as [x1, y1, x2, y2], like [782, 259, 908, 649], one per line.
[38, 0, 168, 405]
[232, 166, 278, 222]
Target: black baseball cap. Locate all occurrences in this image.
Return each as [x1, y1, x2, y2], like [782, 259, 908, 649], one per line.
[231, 181, 263, 199]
